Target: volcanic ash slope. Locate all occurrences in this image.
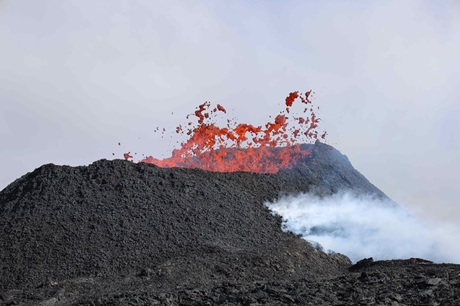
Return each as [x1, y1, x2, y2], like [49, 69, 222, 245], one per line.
[0, 142, 398, 304]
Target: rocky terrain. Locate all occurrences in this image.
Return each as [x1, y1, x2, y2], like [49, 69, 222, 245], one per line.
[1, 142, 459, 305]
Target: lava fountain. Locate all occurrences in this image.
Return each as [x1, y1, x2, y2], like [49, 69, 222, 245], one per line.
[136, 91, 326, 173]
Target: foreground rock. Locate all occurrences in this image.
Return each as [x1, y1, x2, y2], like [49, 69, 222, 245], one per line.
[1, 142, 459, 305]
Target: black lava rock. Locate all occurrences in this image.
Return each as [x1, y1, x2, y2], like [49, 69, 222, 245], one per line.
[1, 142, 459, 305]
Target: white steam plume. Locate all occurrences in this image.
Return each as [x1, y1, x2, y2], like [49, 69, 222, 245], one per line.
[265, 192, 460, 264]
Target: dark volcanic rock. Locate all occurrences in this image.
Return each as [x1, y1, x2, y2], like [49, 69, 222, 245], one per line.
[1, 142, 459, 305]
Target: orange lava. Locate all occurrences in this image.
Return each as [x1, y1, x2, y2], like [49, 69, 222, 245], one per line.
[123, 152, 133, 160]
[137, 91, 326, 173]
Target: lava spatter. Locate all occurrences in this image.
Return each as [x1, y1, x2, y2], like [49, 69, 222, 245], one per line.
[138, 90, 326, 173]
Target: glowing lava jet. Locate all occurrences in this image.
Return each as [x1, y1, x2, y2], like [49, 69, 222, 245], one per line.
[138, 91, 327, 173]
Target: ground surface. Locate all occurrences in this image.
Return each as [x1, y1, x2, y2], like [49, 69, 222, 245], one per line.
[1, 142, 459, 305]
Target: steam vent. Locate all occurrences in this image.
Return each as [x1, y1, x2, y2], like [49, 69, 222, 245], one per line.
[1, 142, 460, 305]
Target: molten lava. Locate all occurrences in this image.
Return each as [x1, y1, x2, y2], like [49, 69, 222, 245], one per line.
[137, 91, 326, 173]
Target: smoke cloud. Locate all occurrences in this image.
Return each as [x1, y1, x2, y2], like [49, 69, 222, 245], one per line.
[266, 192, 460, 264]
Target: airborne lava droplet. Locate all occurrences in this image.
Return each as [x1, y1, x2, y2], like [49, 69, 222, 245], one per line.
[216, 104, 226, 113]
[141, 90, 326, 173]
[123, 152, 133, 160]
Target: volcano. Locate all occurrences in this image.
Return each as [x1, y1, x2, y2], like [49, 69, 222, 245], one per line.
[1, 142, 460, 305]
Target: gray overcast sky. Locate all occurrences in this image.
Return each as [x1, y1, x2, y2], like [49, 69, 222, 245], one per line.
[1, 0, 459, 224]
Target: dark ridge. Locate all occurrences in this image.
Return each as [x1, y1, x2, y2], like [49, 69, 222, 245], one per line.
[0, 143, 358, 290]
[3, 142, 458, 305]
